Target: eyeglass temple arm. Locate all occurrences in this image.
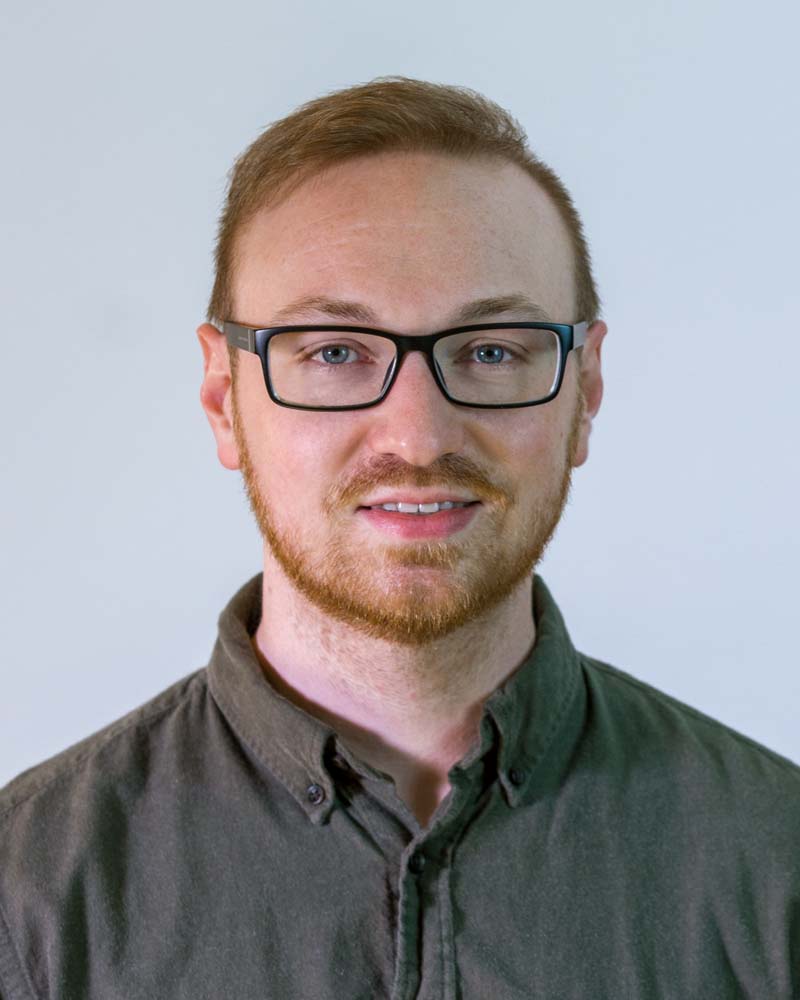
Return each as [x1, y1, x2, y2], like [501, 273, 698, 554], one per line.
[223, 322, 257, 352]
[572, 321, 589, 350]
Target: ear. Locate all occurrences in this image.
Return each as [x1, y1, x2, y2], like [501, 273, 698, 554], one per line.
[571, 320, 608, 468]
[196, 323, 241, 471]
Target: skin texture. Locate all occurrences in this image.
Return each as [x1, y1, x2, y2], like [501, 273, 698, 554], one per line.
[197, 150, 607, 827]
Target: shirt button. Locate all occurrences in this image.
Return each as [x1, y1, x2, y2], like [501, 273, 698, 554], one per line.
[306, 783, 326, 805]
[508, 767, 526, 786]
[409, 852, 426, 874]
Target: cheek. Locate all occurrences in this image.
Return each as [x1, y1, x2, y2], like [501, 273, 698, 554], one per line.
[514, 403, 577, 484]
[252, 409, 343, 505]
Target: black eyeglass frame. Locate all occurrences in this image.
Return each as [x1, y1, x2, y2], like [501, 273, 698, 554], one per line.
[222, 320, 589, 412]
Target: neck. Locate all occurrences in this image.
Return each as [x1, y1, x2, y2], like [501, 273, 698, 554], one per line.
[250, 567, 537, 820]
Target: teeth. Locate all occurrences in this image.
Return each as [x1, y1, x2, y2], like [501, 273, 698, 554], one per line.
[372, 501, 469, 514]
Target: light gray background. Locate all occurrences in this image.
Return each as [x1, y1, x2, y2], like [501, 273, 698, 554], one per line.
[2, 0, 798, 786]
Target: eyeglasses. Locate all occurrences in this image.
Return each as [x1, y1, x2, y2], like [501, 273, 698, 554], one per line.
[223, 320, 588, 411]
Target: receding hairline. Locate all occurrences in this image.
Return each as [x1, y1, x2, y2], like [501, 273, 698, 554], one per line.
[229, 149, 577, 323]
[230, 148, 523, 260]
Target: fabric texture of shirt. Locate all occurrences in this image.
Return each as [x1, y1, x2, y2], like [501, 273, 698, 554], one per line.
[1, 572, 798, 1000]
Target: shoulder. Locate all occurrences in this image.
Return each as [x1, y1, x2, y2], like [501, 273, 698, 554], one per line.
[577, 650, 800, 832]
[580, 651, 800, 773]
[0, 668, 209, 827]
[0, 669, 213, 996]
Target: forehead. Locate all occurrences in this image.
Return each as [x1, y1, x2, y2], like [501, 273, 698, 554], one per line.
[233, 151, 576, 325]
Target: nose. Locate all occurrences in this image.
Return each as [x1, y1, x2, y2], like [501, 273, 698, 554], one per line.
[364, 349, 467, 465]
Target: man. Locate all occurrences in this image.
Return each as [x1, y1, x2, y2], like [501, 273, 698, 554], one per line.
[1, 77, 797, 999]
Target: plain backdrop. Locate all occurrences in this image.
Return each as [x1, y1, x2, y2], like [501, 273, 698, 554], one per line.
[2, 0, 798, 787]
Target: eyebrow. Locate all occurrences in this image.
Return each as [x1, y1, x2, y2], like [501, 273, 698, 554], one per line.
[266, 293, 554, 327]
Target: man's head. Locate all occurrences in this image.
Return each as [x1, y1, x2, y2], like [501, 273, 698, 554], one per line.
[198, 77, 607, 648]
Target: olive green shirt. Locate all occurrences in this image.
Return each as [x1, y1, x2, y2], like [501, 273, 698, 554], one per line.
[1, 573, 798, 999]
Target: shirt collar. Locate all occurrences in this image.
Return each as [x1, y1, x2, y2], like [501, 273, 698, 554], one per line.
[206, 572, 585, 826]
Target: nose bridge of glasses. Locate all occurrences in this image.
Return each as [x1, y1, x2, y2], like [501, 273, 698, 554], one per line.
[384, 334, 446, 396]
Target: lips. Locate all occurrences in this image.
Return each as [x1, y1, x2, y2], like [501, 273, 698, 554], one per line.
[357, 501, 481, 510]
[357, 501, 482, 539]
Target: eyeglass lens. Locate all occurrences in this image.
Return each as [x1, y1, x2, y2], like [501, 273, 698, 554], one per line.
[266, 327, 561, 407]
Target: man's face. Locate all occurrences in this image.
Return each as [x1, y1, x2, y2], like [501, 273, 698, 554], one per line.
[200, 151, 604, 648]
